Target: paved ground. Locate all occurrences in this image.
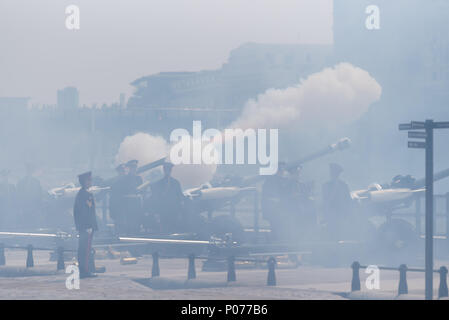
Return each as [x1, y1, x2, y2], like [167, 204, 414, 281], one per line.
[0, 248, 447, 300]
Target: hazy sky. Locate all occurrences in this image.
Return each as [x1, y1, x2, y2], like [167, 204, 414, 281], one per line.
[0, 0, 333, 106]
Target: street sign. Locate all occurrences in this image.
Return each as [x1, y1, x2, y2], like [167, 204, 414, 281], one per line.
[399, 123, 412, 130]
[408, 141, 426, 149]
[433, 122, 449, 129]
[399, 119, 444, 300]
[408, 131, 427, 139]
[411, 121, 426, 129]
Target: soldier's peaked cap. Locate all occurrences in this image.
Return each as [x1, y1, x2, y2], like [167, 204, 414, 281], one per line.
[78, 171, 92, 182]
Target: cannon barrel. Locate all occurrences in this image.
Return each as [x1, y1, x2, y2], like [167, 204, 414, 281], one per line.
[136, 157, 166, 174]
[414, 168, 449, 189]
[100, 157, 166, 187]
[286, 137, 351, 171]
[235, 137, 351, 187]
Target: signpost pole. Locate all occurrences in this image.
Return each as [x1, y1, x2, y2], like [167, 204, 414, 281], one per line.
[425, 119, 434, 300]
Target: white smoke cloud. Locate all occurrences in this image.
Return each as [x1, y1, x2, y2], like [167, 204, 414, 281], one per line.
[230, 63, 382, 130]
[115, 132, 168, 166]
[115, 132, 217, 189]
[115, 63, 381, 186]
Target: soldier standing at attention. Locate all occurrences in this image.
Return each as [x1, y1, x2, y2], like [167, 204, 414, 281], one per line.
[124, 160, 143, 191]
[150, 161, 185, 233]
[261, 161, 290, 241]
[74, 171, 98, 278]
[321, 163, 353, 240]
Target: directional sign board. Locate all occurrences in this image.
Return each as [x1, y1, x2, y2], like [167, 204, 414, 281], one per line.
[408, 141, 426, 149]
[408, 131, 427, 139]
[433, 122, 449, 129]
[411, 121, 426, 129]
[399, 123, 412, 130]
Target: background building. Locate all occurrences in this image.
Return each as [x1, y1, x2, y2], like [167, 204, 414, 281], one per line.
[57, 87, 79, 110]
[128, 42, 333, 112]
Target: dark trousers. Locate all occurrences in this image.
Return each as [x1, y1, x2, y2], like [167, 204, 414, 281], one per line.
[77, 230, 93, 274]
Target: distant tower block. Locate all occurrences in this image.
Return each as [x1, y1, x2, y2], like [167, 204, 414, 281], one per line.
[120, 93, 127, 109]
[57, 87, 79, 110]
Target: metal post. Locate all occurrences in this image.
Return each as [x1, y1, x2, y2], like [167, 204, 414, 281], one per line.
[187, 254, 196, 280]
[57, 247, 65, 271]
[152, 252, 160, 277]
[425, 119, 434, 300]
[415, 197, 421, 236]
[267, 257, 276, 286]
[398, 264, 408, 295]
[26, 244, 34, 268]
[351, 261, 361, 292]
[446, 193, 449, 245]
[227, 256, 236, 282]
[438, 266, 448, 299]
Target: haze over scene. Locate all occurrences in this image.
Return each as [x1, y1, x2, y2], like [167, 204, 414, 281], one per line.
[0, 0, 333, 106]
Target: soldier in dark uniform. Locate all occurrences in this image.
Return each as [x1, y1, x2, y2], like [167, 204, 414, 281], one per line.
[322, 163, 354, 240]
[284, 165, 317, 241]
[150, 161, 185, 233]
[120, 160, 144, 234]
[73, 171, 98, 278]
[261, 161, 290, 241]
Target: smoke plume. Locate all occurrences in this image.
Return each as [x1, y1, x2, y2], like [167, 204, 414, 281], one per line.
[230, 63, 382, 130]
[115, 132, 217, 189]
[115, 63, 381, 187]
[115, 132, 168, 166]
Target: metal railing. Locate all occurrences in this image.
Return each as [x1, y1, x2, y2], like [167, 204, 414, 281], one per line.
[351, 261, 448, 299]
[0, 242, 74, 271]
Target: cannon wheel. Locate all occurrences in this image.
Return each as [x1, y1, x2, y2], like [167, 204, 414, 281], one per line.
[209, 214, 245, 243]
[376, 219, 418, 252]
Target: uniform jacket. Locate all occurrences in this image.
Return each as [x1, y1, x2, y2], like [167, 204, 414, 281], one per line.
[73, 188, 98, 231]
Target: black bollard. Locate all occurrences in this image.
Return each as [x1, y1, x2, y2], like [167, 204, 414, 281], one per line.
[152, 252, 160, 277]
[267, 257, 276, 286]
[26, 245, 34, 268]
[398, 264, 408, 295]
[188, 254, 196, 280]
[0, 243, 5, 266]
[57, 247, 65, 271]
[227, 256, 236, 282]
[438, 266, 448, 299]
[351, 261, 361, 292]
